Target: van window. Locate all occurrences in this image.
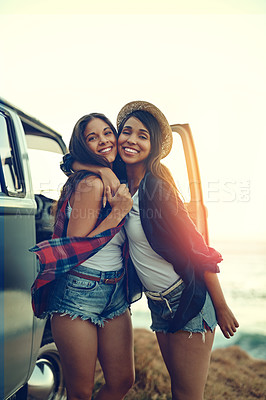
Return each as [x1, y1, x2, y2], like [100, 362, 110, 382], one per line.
[26, 140, 67, 200]
[0, 113, 24, 196]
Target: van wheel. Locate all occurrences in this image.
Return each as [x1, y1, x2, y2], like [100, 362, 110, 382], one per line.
[27, 343, 67, 400]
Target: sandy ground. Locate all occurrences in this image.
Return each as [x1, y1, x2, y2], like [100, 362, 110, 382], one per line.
[93, 328, 266, 400]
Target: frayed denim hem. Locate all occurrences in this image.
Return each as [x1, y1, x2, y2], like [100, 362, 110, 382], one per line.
[182, 321, 217, 343]
[182, 319, 217, 333]
[46, 303, 130, 328]
[150, 321, 217, 343]
[150, 323, 217, 335]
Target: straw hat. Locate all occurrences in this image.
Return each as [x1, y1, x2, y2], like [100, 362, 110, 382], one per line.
[117, 101, 173, 158]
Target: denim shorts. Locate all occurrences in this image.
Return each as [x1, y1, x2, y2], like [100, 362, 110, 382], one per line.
[47, 265, 129, 327]
[145, 279, 217, 335]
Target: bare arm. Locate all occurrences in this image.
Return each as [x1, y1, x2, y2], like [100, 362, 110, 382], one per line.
[71, 160, 120, 207]
[67, 177, 132, 238]
[204, 271, 239, 338]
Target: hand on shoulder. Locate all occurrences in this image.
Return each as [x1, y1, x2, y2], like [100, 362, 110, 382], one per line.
[106, 184, 133, 220]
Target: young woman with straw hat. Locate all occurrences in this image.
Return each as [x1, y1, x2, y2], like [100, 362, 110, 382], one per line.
[116, 100, 238, 399]
[63, 101, 239, 400]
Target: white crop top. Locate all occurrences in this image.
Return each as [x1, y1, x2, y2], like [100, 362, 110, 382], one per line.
[124, 190, 180, 292]
[67, 202, 125, 271]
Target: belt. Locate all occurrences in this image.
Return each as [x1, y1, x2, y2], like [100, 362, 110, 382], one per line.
[145, 278, 184, 301]
[145, 278, 184, 314]
[68, 269, 125, 284]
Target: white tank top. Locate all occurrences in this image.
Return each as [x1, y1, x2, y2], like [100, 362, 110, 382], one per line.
[67, 203, 125, 271]
[124, 190, 180, 292]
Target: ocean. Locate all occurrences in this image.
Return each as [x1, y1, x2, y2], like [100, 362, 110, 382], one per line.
[131, 239, 266, 360]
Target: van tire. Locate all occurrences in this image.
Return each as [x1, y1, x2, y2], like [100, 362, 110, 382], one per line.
[27, 343, 66, 399]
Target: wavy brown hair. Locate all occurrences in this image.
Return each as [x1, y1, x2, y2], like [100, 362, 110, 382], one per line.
[54, 113, 117, 222]
[117, 110, 177, 190]
[69, 113, 117, 166]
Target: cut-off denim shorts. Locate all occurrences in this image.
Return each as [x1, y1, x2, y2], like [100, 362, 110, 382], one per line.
[145, 278, 217, 336]
[47, 264, 129, 327]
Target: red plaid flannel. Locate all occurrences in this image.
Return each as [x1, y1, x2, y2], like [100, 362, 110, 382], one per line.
[30, 194, 125, 318]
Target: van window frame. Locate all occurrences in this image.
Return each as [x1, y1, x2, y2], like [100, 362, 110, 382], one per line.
[0, 109, 26, 197]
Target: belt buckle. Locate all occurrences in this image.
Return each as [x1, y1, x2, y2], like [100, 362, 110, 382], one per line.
[105, 278, 114, 284]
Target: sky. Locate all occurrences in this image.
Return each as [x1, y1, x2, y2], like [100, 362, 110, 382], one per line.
[1, 0, 266, 241]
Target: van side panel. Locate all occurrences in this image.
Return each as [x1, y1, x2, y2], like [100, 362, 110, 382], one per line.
[2, 200, 36, 398]
[0, 99, 67, 399]
[0, 107, 37, 399]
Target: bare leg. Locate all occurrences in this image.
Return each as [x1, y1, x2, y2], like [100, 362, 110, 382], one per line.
[51, 314, 98, 400]
[156, 329, 215, 400]
[96, 309, 134, 400]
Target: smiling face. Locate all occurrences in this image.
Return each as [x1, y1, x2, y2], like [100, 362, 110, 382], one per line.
[84, 118, 117, 163]
[118, 117, 151, 167]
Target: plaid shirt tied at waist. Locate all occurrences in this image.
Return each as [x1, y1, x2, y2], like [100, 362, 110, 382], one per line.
[30, 193, 125, 318]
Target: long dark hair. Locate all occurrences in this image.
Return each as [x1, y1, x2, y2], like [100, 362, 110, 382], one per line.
[118, 110, 177, 189]
[54, 113, 118, 221]
[69, 113, 117, 167]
